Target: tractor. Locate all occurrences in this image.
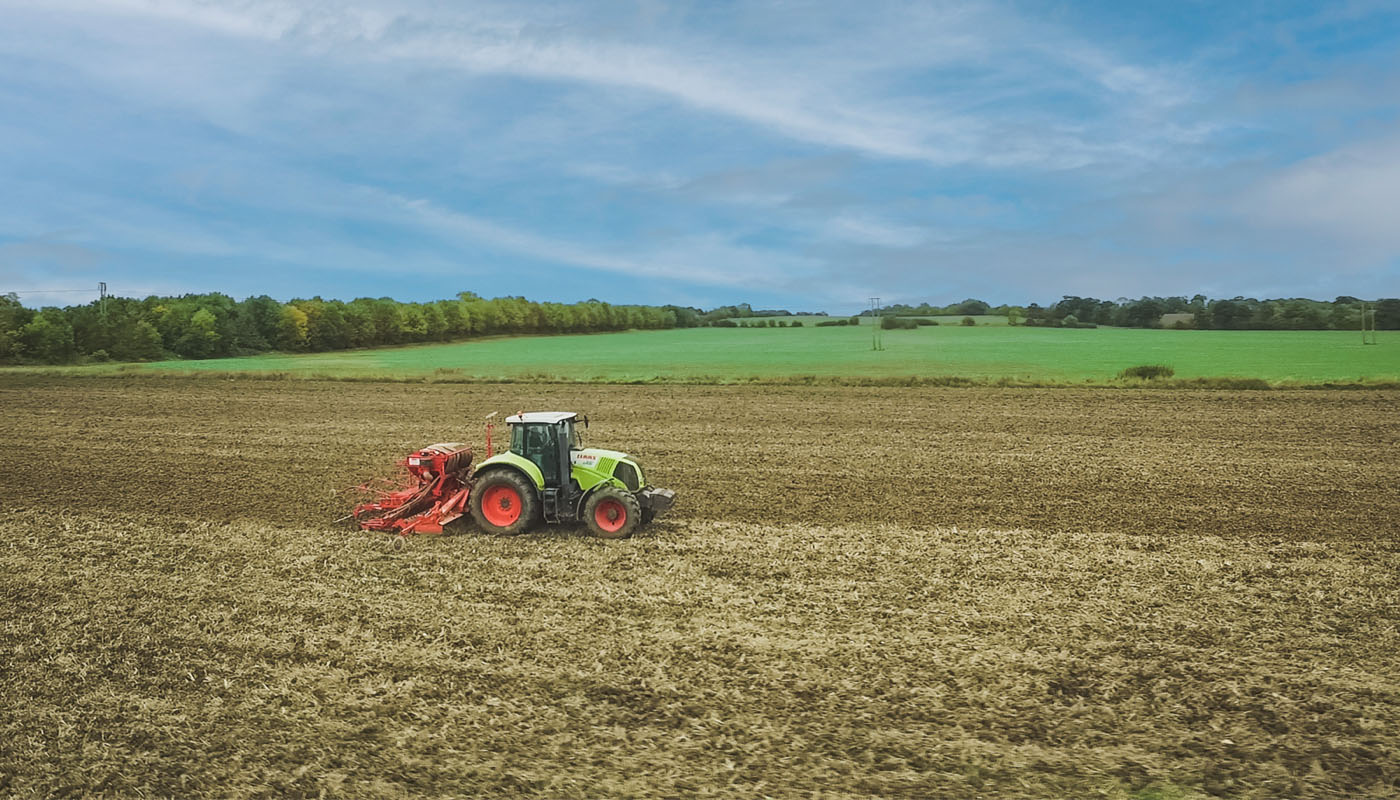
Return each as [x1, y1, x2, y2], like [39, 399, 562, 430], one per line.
[351, 411, 675, 539]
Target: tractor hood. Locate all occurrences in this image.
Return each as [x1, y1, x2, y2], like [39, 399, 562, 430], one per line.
[570, 448, 633, 468]
[571, 448, 645, 492]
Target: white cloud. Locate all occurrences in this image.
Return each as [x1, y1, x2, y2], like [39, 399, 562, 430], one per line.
[1243, 135, 1400, 253]
[8, 0, 1393, 307]
[16, 0, 1196, 170]
[51, 0, 266, 38]
[823, 214, 932, 249]
[378, 191, 819, 291]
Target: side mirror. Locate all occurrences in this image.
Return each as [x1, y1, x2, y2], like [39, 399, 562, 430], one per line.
[582, 415, 589, 428]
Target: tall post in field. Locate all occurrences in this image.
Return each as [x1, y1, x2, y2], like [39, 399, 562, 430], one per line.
[869, 297, 884, 351]
[1362, 303, 1378, 345]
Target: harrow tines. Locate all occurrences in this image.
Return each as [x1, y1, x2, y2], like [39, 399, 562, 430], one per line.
[346, 444, 476, 536]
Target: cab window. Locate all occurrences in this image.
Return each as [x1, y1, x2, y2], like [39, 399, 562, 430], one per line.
[511, 423, 562, 487]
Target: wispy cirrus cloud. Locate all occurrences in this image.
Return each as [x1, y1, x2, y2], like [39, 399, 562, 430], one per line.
[376, 190, 822, 291]
[20, 0, 1198, 169]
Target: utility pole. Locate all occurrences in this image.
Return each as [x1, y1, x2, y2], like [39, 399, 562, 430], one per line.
[99, 281, 108, 319]
[869, 296, 884, 351]
[1362, 302, 1378, 345]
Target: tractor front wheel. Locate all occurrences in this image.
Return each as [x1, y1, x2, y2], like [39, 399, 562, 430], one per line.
[584, 488, 641, 540]
[470, 470, 540, 536]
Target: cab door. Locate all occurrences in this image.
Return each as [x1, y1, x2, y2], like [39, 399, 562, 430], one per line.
[518, 424, 562, 488]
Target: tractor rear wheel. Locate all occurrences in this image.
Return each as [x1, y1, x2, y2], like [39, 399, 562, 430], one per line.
[470, 470, 539, 536]
[583, 487, 641, 539]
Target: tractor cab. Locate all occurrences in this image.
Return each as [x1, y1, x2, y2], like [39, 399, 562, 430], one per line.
[469, 410, 675, 537]
[507, 411, 581, 490]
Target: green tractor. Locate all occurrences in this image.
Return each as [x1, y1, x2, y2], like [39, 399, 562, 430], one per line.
[469, 411, 675, 538]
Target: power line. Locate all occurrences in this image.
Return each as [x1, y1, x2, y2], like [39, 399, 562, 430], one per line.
[4, 288, 99, 294]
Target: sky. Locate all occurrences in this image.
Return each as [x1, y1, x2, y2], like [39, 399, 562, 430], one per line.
[2, 0, 1399, 313]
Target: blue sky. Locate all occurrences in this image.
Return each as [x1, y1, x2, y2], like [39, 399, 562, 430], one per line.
[2, 0, 1399, 313]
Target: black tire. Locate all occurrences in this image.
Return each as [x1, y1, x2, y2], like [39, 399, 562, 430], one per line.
[583, 487, 641, 539]
[469, 469, 540, 536]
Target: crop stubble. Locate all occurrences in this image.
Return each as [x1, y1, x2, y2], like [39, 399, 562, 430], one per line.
[1, 376, 1398, 798]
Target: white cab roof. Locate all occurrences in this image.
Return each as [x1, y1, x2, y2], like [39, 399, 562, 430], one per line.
[505, 411, 577, 425]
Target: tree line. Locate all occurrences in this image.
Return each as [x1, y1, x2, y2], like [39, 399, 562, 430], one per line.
[856, 298, 998, 317]
[859, 295, 1400, 329]
[1020, 295, 1400, 330]
[0, 291, 679, 364]
[661, 303, 833, 327]
[4, 290, 1397, 365]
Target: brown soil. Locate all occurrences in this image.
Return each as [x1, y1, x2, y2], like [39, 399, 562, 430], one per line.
[2, 376, 1398, 799]
[1, 376, 1394, 539]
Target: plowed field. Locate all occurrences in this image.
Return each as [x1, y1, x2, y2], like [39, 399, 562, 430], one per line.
[2, 376, 1398, 799]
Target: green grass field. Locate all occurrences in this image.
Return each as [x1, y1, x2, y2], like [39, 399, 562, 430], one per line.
[729, 314, 1009, 326]
[14, 325, 1396, 384]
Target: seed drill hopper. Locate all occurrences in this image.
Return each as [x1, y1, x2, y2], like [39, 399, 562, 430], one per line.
[353, 443, 477, 534]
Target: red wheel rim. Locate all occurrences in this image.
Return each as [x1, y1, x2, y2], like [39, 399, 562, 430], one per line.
[594, 499, 628, 533]
[480, 485, 522, 527]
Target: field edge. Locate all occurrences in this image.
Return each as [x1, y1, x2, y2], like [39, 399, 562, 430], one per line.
[4, 365, 1399, 391]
